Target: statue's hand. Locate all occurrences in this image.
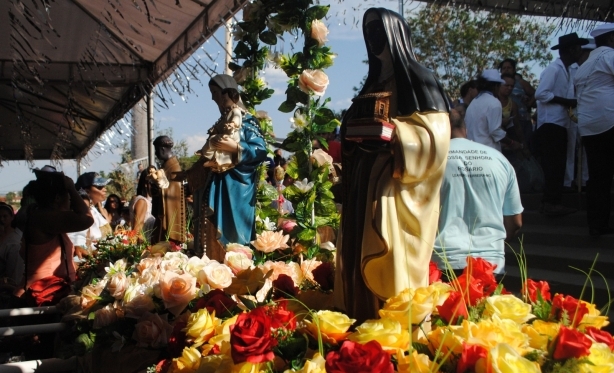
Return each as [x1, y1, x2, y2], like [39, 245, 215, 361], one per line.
[171, 170, 187, 181]
[211, 137, 239, 153]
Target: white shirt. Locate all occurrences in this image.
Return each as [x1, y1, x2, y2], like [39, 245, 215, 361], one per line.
[574, 47, 614, 136]
[67, 206, 108, 248]
[535, 58, 574, 129]
[465, 92, 505, 151]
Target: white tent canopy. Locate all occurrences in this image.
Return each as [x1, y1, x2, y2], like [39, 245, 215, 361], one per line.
[0, 0, 246, 162]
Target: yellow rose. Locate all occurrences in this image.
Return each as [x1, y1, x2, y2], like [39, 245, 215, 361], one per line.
[170, 346, 201, 373]
[423, 324, 464, 356]
[310, 20, 329, 46]
[159, 271, 197, 316]
[348, 318, 410, 353]
[303, 310, 356, 344]
[467, 316, 530, 353]
[484, 294, 535, 324]
[204, 314, 238, 357]
[578, 342, 614, 373]
[579, 301, 610, 331]
[396, 350, 436, 373]
[486, 343, 540, 373]
[251, 231, 289, 253]
[297, 69, 329, 96]
[429, 281, 453, 307]
[231, 362, 266, 373]
[284, 353, 326, 373]
[198, 355, 233, 373]
[521, 320, 560, 350]
[183, 308, 220, 347]
[379, 287, 435, 328]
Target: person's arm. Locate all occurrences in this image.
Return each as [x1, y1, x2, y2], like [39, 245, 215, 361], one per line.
[97, 202, 112, 223]
[518, 76, 536, 96]
[132, 199, 147, 235]
[535, 67, 576, 108]
[33, 176, 94, 234]
[504, 214, 522, 241]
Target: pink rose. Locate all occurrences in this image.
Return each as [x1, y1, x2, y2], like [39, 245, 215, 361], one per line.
[261, 261, 304, 285]
[280, 220, 297, 233]
[251, 231, 289, 253]
[133, 312, 174, 348]
[226, 243, 254, 260]
[301, 259, 323, 282]
[298, 69, 329, 96]
[136, 257, 162, 273]
[310, 20, 329, 46]
[159, 272, 197, 316]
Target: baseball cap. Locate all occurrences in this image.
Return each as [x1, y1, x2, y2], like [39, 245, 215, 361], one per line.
[481, 69, 505, 84]
[75, 172, 111, 189]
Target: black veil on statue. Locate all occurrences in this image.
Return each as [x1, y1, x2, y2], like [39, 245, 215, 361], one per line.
[338, 7, 449, 322]
[359, 7, 449, 115]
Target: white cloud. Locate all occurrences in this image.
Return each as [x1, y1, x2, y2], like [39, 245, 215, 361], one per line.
[184, 134, 209, 154]
[330, 97, 353, 110]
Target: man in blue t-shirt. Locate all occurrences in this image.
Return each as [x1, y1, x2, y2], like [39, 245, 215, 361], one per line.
[433, 110, 524, 275]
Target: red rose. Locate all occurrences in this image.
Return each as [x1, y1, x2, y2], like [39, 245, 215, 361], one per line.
[272, 274, 299, 300]
[551, 294, 588, 327]
[266, 300, 296, 331]
[522, 279, 551, 303]
[456, 344, 488, 373]
[167, 321, 187, 357]
[429, 261, 442, 284]
[437, 290, 469, 325]
[585, 327, 614, 350]
[325, 340, 394, 373]
[230, 307, 278, 364]
[313, 262, 335, 291]
[192, 289, 237, 316]
[552, 326, 592, 360]
[463, 257, 498, 295]
[451, 274, 484, 306]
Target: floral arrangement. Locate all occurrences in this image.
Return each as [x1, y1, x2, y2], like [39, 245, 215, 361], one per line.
[63, 247, 614, 373]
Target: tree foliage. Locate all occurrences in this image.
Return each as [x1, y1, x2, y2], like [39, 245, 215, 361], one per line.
[408, 5, 555, 99]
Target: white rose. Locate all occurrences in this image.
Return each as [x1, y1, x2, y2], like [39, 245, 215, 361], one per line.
[310, 20, 329, 46]
[298, 69, 329, 96]
[224, 251, 253, 275]
[160, 252, 189, 273]
[199, 262, 234, 290]
[226, 243, 253, 260]
[185, 256, 208, 277]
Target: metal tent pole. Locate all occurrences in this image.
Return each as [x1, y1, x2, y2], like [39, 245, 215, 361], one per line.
[147, 91, 155, 166]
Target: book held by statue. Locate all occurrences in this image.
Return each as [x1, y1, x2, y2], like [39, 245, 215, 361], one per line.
[345, 91, 395, 142]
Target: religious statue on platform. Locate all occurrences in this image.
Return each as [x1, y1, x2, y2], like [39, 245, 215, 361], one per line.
[335, 8, 451, 322]
[152, 136, 186, 244]
[184, 74, 267, 261]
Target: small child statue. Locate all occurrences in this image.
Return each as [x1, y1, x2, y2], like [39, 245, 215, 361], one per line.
[201, 88, 245, 172]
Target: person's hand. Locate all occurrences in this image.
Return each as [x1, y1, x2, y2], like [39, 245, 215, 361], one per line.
[211, 137, 239, 153]
[568, 99, 578, 108]
[75, 246, 89, 260]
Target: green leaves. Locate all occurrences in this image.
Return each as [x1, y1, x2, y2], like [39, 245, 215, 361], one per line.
[259, 30, 277, 45]
[305, 5, 329, 21]
[278, 100, 296, 113]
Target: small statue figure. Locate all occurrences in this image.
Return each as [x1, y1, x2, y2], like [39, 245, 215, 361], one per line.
[201, 88, 245, 172]
[152, 136, 186, 244]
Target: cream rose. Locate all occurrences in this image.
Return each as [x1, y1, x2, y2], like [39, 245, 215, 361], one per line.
[488, 343, 540, 373]
[184, 308, 221, 347]
[484, 294, 535, 324]
[107, 272, 130, 300]
[132, 312, 173, 348]
[261, 260, 304, 285]
[224, 251, 253, 275]
[226, 243, 254, 259]
[301, 258, 322, 282]
[159, 271, 197, 316]
[138, 267, 162, 289]
[297, 69, 329, 96]
[348, 318, 410, 353]
[185, 256, 208, 277]
[251, 230, 289, 253]
[310, 20, 329, 46]
[311, 149, 333, 168]
[136, 257, 162, 273]
[81, 282, 105, 309]
[199, 262, 234, 290]
[160, 252, 189, 274]
[124, 294, 156, 318]
[93, 304, 118, 329]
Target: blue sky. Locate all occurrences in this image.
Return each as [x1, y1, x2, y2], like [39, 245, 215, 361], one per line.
[0, 0, 595, 195]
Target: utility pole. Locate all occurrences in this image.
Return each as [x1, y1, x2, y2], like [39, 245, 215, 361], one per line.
[225, 20, 233, 75]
